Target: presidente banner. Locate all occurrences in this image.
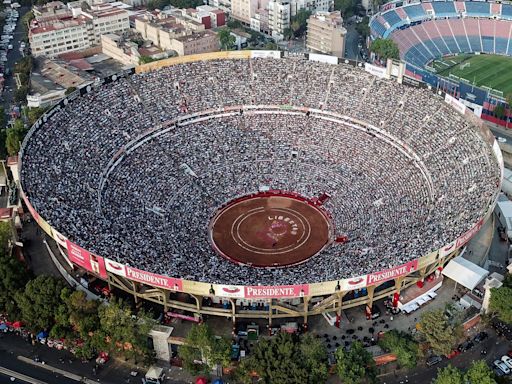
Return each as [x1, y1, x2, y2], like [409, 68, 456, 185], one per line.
[125, 266, 183, 291]
[455, 219, 484, 248]
[366, 260, 418, 286]
[65, 240, 107, 278]
[340, 275, 368, 291]
[104, 258, 127, 277]
[244, 284, 309, 299]
[21, 193, 40, 223]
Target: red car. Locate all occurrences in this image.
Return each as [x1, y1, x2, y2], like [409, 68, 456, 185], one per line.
[446, 350, 461, 359]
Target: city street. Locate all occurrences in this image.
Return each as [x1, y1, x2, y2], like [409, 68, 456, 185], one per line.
[1, 6, 30, 114]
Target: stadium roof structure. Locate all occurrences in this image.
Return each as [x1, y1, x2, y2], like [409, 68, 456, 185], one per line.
[442, 256, 489, 290]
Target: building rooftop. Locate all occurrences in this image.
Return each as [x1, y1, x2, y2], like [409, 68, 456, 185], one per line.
[173, 29, 216, 42]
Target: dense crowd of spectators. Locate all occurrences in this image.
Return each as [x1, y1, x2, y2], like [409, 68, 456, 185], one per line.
[20, 57, 501, 285]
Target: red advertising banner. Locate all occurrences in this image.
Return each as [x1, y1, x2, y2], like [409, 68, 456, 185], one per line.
[65, 240, 107, 278]
[22, 193, 40, 223]
[244, 284, 309, 298]
[366, 260, 418, 286]
[125, 266, 183, 291]
[455, 219, 484, 248]
[439, 241, 456, 257]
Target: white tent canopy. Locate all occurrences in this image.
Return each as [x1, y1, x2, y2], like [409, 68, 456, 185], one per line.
[442, 257, 489, 290]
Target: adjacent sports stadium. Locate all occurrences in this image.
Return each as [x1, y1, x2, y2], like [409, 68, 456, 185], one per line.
[19, 51, 503, 323]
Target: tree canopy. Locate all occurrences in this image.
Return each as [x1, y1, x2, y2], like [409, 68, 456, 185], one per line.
[370, 38, 400, 60]
[378, 330, 419, 369]
[335, 341, 377, 384]
[6, 119, 27, 155]
[234, 332, 329, 384]
[218, 27, 236, 51]
[434, 365, 463, 384]
[181, 323, 231, 374]
[489, 286, 512, 323]
[417, 309, 462, 356]
[334, 0, 356, 17]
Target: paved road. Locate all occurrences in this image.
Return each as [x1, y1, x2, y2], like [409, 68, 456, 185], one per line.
[344, 23, 361, 60]
[1, 6, 30, 115]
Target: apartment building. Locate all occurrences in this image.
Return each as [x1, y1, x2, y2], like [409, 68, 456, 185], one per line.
[170, 30, 219, 56]
[306, 11, 346, 57]
[29, 3, 130, 58]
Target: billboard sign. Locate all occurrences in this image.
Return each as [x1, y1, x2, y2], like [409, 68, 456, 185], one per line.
[125, 266, 183, 291]
[215, 284, 245, 298]
[104, 258, 127, 277]
[244, 284, 309, 298]
[340, 275, 368, 290]
[439, 241, 456, 257]
[444, 93, 466, 115]
[364, 63, 388, 79]
[366, 259, 418, 286]
[53, 229, 68, 249]
[65, 240, 107, 278]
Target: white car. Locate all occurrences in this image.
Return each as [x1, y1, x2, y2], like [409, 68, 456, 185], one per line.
[502, 355, 512, 370]
[494, 359, 511, 375]
[498, 137, 507, 143]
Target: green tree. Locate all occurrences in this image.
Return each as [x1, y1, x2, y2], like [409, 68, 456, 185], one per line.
[489, 286, 512, 323]
[227, 19, 243, 29]
[494, 104, 506, 119]
[464, 360, 497, 384]
[505, 93, 512, 109]
[14, 85, 28, 104]
[234, 332, 328, 384]
[283, 27, 294, 41]
[378, 330, 419, 369]
[25, 107, 46, 126]
[6, 119, 27, 155]
[65, 290, 100, 338]
[21, 11, 35, 34]
[264, 42, 278, 50]
[433, 365, 463, 384]
[139, 55, 159, 65]
[0, 248, 31, 319]
[218, 27, 236, 50]
[289, 9, 311, 37]
[370, 38, 400, 60]
[334, 0, 356, 17]
[181, 323, 231, 374]
[15, 275, 66, 331]
[335, 341, 377, 384]
[417, 309, 462, 356]
[356, 17, 371, 38]
[97, 299, 156, 363]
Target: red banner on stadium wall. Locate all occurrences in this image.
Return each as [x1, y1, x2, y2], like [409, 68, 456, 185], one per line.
[455, 219, 484, 248]
[65, 240, 107, 278]
[22, 193, 40, 223]
[125, 266, 183, 291]
[244, 284, 309, 298]
[366, 260, 418, 286]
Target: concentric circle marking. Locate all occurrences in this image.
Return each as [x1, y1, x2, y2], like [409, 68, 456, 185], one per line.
[209, 193, 332, 268]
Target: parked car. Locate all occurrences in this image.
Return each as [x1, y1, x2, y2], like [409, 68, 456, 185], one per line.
[502, 355, 512, 370]
[457, 340, 474, 352]
[473, 331, 488, 343]
[494, 359, 511, 375]
[426, 355, 442, 367]
[494, 367, 506, 377]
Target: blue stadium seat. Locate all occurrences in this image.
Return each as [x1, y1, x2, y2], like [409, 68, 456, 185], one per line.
[502, 4, 512, 19]
[432, 37, 450, 55]
[467, 35, 482, 51]
[495, 37, 508, 54]
[465, 1, 491, 17]
[381, 10, 403, 27]
[454, 35, 470, 52]
[423, 39, 443, 56]
[481, 36, 494, 53]
[371, 19, 388, 37]
[507, 40, 512, 55]
[404, 4, 427, 20]
[443, 36, 461, 53]
[431, 1, 456, 16]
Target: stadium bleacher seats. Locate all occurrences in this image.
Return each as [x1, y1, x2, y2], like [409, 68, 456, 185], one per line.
[370, 1, 512, 67]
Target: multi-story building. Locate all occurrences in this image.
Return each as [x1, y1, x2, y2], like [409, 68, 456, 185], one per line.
[29, 2, 130, 58]
[268, 0, 290, 40]
[101, 33, 140, 66]
[306, 11, 346, 57]
[231, 0, 260, 24]
[169, 30, 219, 56]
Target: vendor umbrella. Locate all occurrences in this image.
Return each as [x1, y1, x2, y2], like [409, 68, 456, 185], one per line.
[0, 323, 7, 331]
[12, 321, 22, 329]
[196, 377, 208, 384]
[212, 379, 224, 384]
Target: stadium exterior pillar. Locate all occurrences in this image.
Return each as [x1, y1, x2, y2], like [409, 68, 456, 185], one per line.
[229, 298, 236, 324]
[394, 276, 405, 295]
[268, 299, 273, 327]
[191, 294, 201, 311]
[131, 280, 139, 304]
[366, 285, 375, 309]
[303, 296, 310, 325]
[336, 291, 347, 328]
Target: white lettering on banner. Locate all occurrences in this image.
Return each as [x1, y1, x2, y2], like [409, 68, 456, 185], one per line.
[366, 260, 418, 285]
[455, 220, 483, 248]
[244, 285, 309, 298]
[364, 63, 388, 79]
[309, 53, 338, 65]
[125, 266, 182, 290]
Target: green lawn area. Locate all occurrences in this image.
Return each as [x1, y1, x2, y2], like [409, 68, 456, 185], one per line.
[433, 54, 512, 96]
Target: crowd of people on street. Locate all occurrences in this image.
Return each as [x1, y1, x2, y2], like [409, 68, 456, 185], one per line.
[20, 57, 501, 285]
